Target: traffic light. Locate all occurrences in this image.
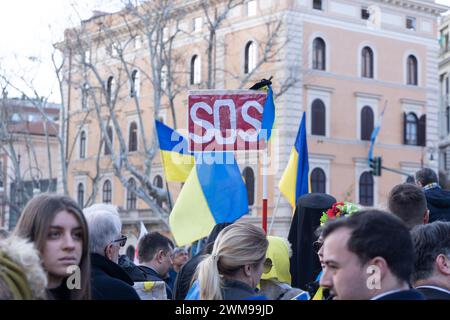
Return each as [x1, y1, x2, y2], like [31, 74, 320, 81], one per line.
[370, 156, 382, 176]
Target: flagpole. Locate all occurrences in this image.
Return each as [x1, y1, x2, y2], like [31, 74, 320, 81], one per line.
[262, 147, 268, 233]
[268, 192, 281, 235]
[156, 125, 174, 211]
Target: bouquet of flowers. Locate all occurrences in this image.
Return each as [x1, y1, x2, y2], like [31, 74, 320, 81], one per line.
[320, 201, 359, 226]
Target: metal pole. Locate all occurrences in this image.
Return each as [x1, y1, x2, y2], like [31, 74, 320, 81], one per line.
[262, 149, 268, 233]
[268, 192, 282, 235]
[381, 166, 414, 178]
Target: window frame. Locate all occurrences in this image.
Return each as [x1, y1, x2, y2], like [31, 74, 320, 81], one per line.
[102, 180, 112, 204]
[244, 41, 257, 74]
[128, 121, 138, 152]
[313, 0, 323, 11]
[360, 106, 374, 141]
[104, 126, 113, 156]
[404, 112, 419, 146]
[312, 37, 326, 71]
[407, 55, 418, 86]
[311, 98, 326, 136]
[77, 183, 85, 208]
[190, 55, 201, 85]
[359, 171, 374, 206]
[79, 130, 87, 159]
[311, 167, 326, 193]
[130, 69, 140, 98]
[361, 46, 374, 78]
[126, 178, 137, 210]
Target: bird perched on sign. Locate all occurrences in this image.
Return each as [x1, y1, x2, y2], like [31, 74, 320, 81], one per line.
[249, 77, 273, 91]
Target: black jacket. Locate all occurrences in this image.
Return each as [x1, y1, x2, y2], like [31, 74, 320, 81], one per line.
[90, 253, 140, 300]
[374, 289, 425, 300]
[288, 193, 336, 290]
[133, 265, 173, 299]
[424, 186, 450, 222]
[173, 253, 205, 300]
[416, 286, 450, 300]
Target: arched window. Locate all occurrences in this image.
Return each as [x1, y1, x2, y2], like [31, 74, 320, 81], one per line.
[312, 38, 326, 70]
[361, 47, 374, 78]
[104, 126, 113, 155]
[153, 175, 163, 188]
[311, 99, 326, 136]
[103, 180, 112, 204]
[404, 112, 418, 145]
[190, 55, 201, 85]
[359, 172, 374, 206]
[126, 246, 135, 261]
[130, 70, 140, 98]
[244, 41, 256, 74]
[128, 122, 138, 152]
[242, 167, 255, 206]
[79, 131, 86, 159]
[81, 83, 89, 110]
[77, 183, 84, 208]
[361, 106, 374, 141]
[407, 55, 418, 85]
[127, 178, 137, 210]
[311, 168, 326, 193]
[106, 76, 114, 105]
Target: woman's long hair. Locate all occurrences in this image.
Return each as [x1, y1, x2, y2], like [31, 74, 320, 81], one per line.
[196, 222, 268, 300]
[14, 194, 91, 300]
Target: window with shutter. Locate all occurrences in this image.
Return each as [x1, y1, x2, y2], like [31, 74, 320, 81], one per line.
[418, 115, 426, 146]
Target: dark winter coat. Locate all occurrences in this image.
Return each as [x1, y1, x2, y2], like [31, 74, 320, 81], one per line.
[90, 253, 140, 300]
[424, 186, 450, 222]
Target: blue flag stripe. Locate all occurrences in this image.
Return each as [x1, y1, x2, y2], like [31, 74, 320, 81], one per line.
[295, 113, 310, 202]
[195, 153, 249, 223]
[155, 120, 190, 154]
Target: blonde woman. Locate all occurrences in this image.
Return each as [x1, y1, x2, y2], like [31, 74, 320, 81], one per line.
[196, 222, 269, 300]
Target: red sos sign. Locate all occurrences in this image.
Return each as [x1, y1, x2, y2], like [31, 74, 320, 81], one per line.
[188, 90, 267, 152]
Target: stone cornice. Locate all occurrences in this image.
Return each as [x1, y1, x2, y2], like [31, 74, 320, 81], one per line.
[376, 0, 449, 15]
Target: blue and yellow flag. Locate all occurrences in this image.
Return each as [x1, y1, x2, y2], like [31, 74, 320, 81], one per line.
[155, 120, 194, 182]
[169, 153, 249, 246]
[258, 85, 275, 142]
[278, 112, 310, 208]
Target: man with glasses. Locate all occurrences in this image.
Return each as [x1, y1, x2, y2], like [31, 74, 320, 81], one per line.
[83, 204, 140, 300]
[134, 232, 174, 299]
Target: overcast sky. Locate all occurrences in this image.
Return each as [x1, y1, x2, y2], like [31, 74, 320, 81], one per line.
[0, 0, 450, 103]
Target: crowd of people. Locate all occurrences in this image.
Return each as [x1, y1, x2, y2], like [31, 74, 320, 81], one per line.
[0, 168, 449, 300]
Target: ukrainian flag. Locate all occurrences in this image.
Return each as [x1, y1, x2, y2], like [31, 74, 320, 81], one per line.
[155, 120, 194, 182]
[169, 153, 249, 246]
[258, 85, 275, 142]
[278, 112, 310, 208]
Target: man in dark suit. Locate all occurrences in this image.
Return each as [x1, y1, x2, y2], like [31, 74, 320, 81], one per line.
[133, 232, 174, 299]
[415, 168, 450, 223]
[411, 222, 450, 300]
[319, 210, 424, 300]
